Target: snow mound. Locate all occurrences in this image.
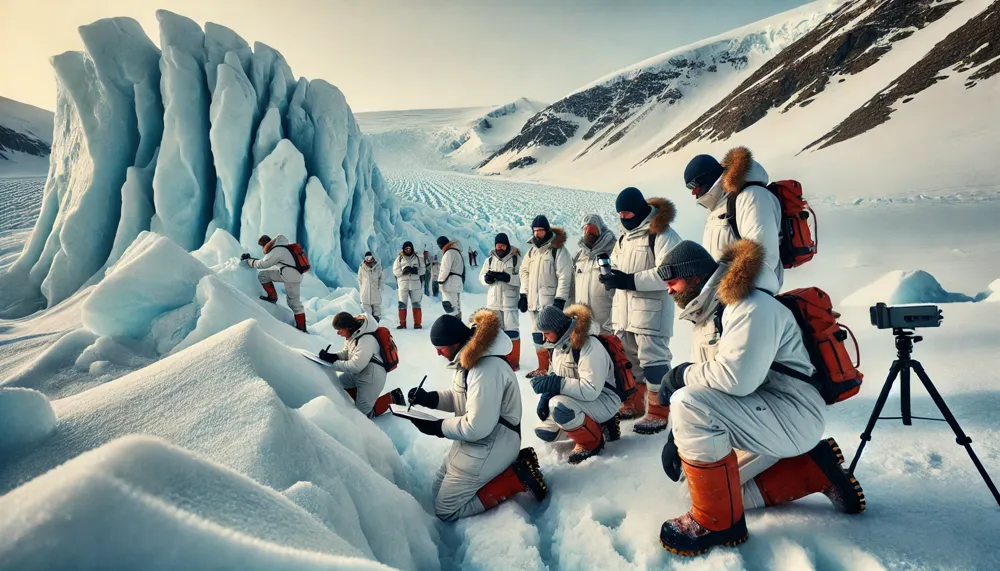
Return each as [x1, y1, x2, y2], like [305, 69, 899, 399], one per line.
[0, 388, 57, 455]
[0, 319, 438, 570]
[842, 270, 973, 307]
[0, 435, 394, 570]
[975, 278, 1000, 303]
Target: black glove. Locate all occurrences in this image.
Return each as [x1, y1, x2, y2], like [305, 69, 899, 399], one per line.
[553, 298, 565, 310]
[318, 345, 339, 363]
[494, 272, 511, 283]
[240, 253, 251, 261]
[530, 373, 562, 395]
[484, 273, 496, 284]
[537, 393, 555, 421]
[598, 270, 636, 291]
[409, 417, 444, 438]
[660, 362, 692, 404]
[662, 430, 682, 482]
[408, 267, 419, 275]
[407, 387, 439, 409]
[518, 294, 528, 313]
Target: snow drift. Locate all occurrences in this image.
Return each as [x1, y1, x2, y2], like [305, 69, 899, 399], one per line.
[842, 269, 973, 306]
[0, 10, 493, 318]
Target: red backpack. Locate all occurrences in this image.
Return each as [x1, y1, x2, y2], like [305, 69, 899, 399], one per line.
[727, 180, 817, 269]
[574, 334, 637, 402]
[363, 327, 399, 372]
[275, 243, 311, 274]
[771, 287, 863, 404]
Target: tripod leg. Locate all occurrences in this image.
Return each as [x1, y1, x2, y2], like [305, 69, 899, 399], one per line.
[849, 360, 902, 475]
[911, 361, 1000, 508]
[900, 361, 912, 425]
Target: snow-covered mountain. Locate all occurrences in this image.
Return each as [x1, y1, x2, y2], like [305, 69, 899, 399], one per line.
[0, 96, 53, 177]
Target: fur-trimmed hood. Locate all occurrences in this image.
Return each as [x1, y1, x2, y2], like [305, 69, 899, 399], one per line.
[458, 310, 511, 369]
[491, 246, 521, 259]
[532, 226, 567, 250]
[646, 198, 677, 236]
[262, 234, 289, 254]
[564, 304, 594, 351]
[720, 147, 770, 194]
[442, 239, 463, 254]
[717, 240, 765, 305]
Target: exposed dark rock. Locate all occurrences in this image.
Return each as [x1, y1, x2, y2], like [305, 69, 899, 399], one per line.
[508, 156, 537, 169]
[640, 0, 960, 164]
[805, 0, 1000, 150]
[0, 125, 51, 161]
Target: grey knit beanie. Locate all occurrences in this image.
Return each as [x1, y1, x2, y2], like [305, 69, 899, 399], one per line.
[656, 241, 718, 281]
[536, 305, 571, 335]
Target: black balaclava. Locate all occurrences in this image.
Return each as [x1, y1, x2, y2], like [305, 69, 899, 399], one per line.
[531, 215, 553, 246]
[495, 233, 511, 258]
[616, 187, 652, 232]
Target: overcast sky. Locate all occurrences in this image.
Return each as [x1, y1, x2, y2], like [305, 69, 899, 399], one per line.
[0, 0, 813, 113]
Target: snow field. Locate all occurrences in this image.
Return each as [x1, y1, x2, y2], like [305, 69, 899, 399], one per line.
[0, 177, 44, 231]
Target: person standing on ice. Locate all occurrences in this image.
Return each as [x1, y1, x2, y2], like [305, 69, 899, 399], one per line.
[683, 146, 783, 293]
[319, 312, 404, 417]
[531, 305, 621, 464]
[429, 253, 441, 297]
[437, 235, 466, 320]
[358, 252, 384, 322]
[393, 241, 426, 330]
[518, 215, 573, 378]
[242, 234, 307, 332]
[422, 248, 432, 297]
[468, 247, 477, 267]
[480, 232, 522, 370]
[572, 214, 616, 334]
[654, 240, 864, 556]
[404, 311, 547, 521]
[599, 188, 682, 435]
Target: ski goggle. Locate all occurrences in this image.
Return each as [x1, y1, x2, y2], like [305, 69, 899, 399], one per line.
[685, 178, 702, 191]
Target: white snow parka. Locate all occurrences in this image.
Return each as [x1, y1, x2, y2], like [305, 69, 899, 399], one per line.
[358, 260, 384, 307]
[610, 198, 683, 337]
[480, 248, 522, 312]
[249, 234, 303, 285]
[550, 305, 622, 408]
[519, 227, 574, 312]
[438, 240, 466, 294]
[573, 215, 616, 333]
[393, 251, 425, 292]
[329, 313, 386, 388]
[699, 147, 783, 294]
[683, 240, 819, 406]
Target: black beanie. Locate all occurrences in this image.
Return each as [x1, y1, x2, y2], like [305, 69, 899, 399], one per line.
[684, 154, 724, 192]
[530, 215, 550, 231]
[615, 187, 652, 220]
[656, 240, 719, 281]
[436, 236, 449, 249]
[403, 241, 414, 251]
[364, 251, 373, 257]
[495, 233, 510, 247]
[430, 315, 473, 347]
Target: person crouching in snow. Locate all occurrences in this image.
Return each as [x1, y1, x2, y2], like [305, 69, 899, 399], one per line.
[480, 232, 522, 370]
[319, 312, 404, 418]
[403, 312, 547, 521]
[531, 305, 621, 464]
[654, 240, 865, 556]
[436, 235, 466, 320]
[393, 241, 425, 329]
[242, 234, 307, 332]
[358, 252, 384, 322]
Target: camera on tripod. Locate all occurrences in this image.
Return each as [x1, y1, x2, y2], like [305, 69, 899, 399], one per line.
[869, 302, 943, 330]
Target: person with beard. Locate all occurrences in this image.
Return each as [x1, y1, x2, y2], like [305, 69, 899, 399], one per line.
[393, 241, 426, 329]
[599, 188, 682, 435]
[572, 214, 616, 334]
[480, 233, 523, 370]
[518, 215, 574, 378]
[437, 235, 466, 319]
[683, 147, 783, 294]
[654, 240, 865, 556]
[358, 252, 384, 322]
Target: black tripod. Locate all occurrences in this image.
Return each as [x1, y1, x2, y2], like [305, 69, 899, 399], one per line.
[849, 328, 1000, 507]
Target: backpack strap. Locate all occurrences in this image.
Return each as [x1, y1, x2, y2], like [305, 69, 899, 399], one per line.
[359, 331, 387, 368]
[648, 232, 656, 251]
[725, 192, 741, 240]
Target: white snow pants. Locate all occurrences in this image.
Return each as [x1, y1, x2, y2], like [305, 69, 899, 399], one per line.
[492, 309, 520, 339]
[618, 331, 672, 389]
[442, 290, 461, 317]
[362, 303, 381, 321]
[670, 377, 825, 507]
[535, 392, 620, 439]
[258, 268, 303, 314]
[433, 427, 520, 521]
[397, 285, 423, 309]
[336, 365, 388, 417]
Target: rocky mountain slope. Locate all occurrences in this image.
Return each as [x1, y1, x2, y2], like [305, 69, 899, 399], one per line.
[0, 96, 53, 176]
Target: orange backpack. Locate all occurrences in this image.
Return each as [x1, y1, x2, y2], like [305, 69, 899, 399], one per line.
[727, 180, 817, 269]
[275, 243, 311, 274]
[771, 287, 863, 404]
[363, 327, 399, 372]
[574, 334, 637, 402]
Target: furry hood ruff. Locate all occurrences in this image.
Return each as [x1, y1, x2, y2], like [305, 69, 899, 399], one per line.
[460, 310, 503, 370]
[564, 304, 594, 351]
[491, 246, 521, 259]
[721, 147, 769, 194]
[718, 240, 765, 305]
[646, 198, 676, 236]
[442, 239, 463, 254]
[534, 226, 567, 250]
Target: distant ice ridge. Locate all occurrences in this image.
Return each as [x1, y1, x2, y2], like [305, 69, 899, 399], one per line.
[0, 10, 493, 318]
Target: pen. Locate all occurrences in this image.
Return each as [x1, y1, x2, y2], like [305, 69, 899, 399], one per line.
[407, 375, 428, 412]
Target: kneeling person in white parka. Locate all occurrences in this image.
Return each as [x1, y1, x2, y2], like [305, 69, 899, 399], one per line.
[531, 304, 622, 465]
[318, 312, 403, 418]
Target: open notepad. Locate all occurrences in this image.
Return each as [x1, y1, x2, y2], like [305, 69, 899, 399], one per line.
[389, 404, 449, 422]
[299, 350, 332, 367]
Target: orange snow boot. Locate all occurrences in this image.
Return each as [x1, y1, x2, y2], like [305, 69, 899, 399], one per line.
[660, 451, 748, 556]
[294, 313, 307, 332]
[507, 339, 521, 371]
[566, 416, 605, 465]
[526, 349, 550, 378]
[618, 383, 646, 420]
[754, 437, 866, 514]
[413, 308, 423, 329]
[634, 389, 669, 435]
[260, 282, 278, 303]
[477, 453, 548, 510]
[396, 309, 407, 329]
[371, 388, 405, 417]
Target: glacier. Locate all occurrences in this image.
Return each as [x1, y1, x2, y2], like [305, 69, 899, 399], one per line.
[0, 10, 493, 318]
